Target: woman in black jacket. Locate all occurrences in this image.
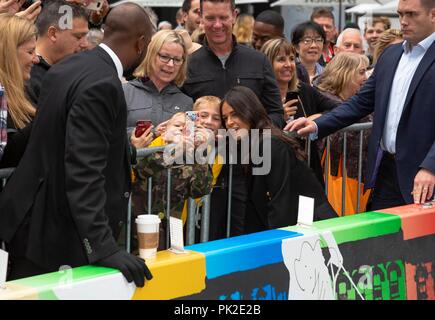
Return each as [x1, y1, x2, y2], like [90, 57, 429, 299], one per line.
[261, 38, 337, 123]
[220, 86, 336, 234]
[261, 38, 338, 185]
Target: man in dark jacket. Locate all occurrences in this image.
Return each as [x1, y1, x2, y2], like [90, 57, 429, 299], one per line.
[27, 0, 89, 105]
[182, 0, 285, 129]
[0, 3, 153, 286]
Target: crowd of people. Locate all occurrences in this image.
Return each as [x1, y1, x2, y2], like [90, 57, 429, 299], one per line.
[0, 0, 433, 288]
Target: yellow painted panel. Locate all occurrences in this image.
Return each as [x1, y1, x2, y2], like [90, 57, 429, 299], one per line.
[132, 250, 206, 300]
[0, 283, 39, 300]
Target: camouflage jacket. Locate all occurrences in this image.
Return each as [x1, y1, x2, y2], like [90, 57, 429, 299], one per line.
[131, 151, 213, 221]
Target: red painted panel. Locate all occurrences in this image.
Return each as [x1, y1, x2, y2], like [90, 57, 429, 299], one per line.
[376, 204, 435, 240]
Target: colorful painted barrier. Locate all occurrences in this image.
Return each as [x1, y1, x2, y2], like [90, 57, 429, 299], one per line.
[1, 204, 434, 300]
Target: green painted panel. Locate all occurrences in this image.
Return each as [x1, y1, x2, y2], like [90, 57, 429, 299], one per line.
[10, 265, 118, 289]
[334, 260, 406, 300]
[38, 289, 59, 300]
[282, 212, 402, 244]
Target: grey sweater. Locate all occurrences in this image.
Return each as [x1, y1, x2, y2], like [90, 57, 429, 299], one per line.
[123, 78, 193, 132]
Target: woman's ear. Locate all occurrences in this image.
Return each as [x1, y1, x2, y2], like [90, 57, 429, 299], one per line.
[294, 44, 300, 54]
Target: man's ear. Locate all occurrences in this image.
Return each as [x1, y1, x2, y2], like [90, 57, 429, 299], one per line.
[333, 45, 339, 55]
[231, 9, 237, 24]
[136, 35, 148, 61]
[47, 25, 58, 42]
[182, 11, 188, 24]
[136, 35, 144, 55]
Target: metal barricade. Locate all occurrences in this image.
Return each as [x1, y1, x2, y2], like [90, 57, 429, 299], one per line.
[322, 122, 373, 215]
[0, 122, 374, 251]
[133, 122, 373, 246]
[133, 145, 213, 248]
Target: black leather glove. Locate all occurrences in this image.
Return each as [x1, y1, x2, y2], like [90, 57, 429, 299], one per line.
[95, 250, 153, 287]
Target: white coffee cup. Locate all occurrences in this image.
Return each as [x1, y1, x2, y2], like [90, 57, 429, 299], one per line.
[135, 214, 161, 259]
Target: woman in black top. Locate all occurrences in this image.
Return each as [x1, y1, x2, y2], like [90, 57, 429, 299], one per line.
[220, 86, 336, 234]
[261, 38, 338, 185]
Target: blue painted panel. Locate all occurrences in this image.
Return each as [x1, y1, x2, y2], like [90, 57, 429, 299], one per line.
[187, 229, 302, 279]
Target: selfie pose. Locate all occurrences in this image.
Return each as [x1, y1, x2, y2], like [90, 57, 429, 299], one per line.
[131, 112, 213, 249]
[123, 29, 193, 147]
[220, 86, 336, 234]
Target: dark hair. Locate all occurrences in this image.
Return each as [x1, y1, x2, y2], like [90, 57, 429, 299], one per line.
[182, 0, 193, 13]
[420, 0, 435, 9]
[200, 0, 235, 13]
[255, 10, 284, 33]
[220, 86, 306, 161]
[35, 0, 87, 37]
[291, 21, 326, 46]
[310, 7, 335, 22]
[344, 22, 360, 30]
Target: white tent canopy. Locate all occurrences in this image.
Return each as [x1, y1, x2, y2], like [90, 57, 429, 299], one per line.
[111, 0, 268, 7]
[345, 3, 381, 13]
[370, 0, 398, 14]
[271, 0, 386, 7]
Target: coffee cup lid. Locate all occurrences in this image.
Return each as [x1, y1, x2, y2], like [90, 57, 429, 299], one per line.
[136, 214, 161, 224]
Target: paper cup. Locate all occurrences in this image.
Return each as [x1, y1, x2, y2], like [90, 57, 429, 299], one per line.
[136, 214, 161, 259]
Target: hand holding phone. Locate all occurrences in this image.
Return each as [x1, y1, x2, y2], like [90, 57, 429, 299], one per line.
[184, 111, 198, 139]
[286, 91, 299, 102]
[284, 91, 299, 122]
[135, 120, 152, 138]
[85, 0, 104, 11]
[14, 0, 41, 23]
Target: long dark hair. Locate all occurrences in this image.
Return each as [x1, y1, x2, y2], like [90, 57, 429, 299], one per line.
[220, 86, 306, 161]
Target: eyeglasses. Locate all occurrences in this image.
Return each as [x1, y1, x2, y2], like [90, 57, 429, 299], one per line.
[301, 37, 324, 45]
[157, 53, 184, 66]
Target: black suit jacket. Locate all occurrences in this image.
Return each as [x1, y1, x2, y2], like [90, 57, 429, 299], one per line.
[315, 41, 435, 202]
[0, 47, 131, 271]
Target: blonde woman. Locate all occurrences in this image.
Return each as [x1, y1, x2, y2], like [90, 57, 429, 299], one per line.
[316, 52, 372, 214]
[373, 29, 403, 65]
[123, 30, 193, 148]
[316, 52, 369, 104]
[233, 13, 254, 47]
[0, 14, 38, 168]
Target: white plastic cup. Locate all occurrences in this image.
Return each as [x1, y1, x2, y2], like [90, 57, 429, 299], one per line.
[135, 214, 161, 259]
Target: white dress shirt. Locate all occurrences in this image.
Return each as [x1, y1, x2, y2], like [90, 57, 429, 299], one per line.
[98, 43, 124, 80]
[381, 32, 435, 154]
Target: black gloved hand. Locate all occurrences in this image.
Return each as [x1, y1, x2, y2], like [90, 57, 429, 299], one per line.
[95, 250, 153, 287]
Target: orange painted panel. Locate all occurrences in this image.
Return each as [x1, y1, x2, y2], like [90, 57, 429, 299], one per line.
[376, 204, 435, 240]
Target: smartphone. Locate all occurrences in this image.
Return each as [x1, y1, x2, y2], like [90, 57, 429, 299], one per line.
[86, 0, 104, 11]
[184, 111, 198, 139]
[135, 120, 152, 138]
[286, 91, 299, 102]
[21, 0, 37, 10]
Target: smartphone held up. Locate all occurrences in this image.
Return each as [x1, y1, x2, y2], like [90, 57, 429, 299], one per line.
[285, 91, 299, 102]
[285, 91, 299, 123]
[184, 111, 198, 140]
[135, 120, 152, 138]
